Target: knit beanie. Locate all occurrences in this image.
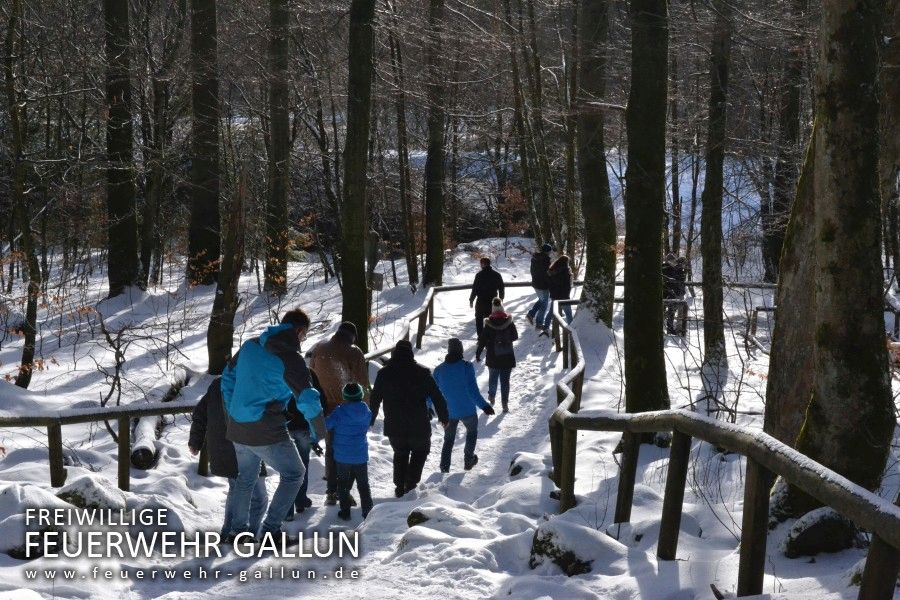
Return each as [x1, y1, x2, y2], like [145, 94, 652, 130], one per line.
[491, 298, 505, 313]
[541, 243, 553, 253]
[392, 339, 415, 361]
[447, 338, 464, 359]
[342, 382, 364, 402]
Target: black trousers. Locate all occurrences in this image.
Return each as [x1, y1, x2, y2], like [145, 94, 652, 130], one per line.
[474, 299, 492, 340]
[325, 429, 336, 494]
[337, 462, 373, 515]
[389, 436, 431, 491]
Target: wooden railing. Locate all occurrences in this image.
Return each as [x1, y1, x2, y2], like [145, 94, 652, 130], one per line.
[547, 299, 900, 599]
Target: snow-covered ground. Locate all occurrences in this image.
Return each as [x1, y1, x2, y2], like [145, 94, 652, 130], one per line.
[0, 238, 897, 599]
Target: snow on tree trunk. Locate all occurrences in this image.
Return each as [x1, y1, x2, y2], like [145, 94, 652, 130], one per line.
[577, 0, 616, 325]
[787, 0, 896, 517]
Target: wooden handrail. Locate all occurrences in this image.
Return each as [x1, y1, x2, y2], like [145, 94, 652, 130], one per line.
[546, 296, 900, 598]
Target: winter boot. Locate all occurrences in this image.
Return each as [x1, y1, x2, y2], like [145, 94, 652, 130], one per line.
[337, 509, 351, 521]
[526, 313, 535, 326]
[488, 394, 495, 406]
[464, 454, 479, 471]
[325, 492, 337, 506]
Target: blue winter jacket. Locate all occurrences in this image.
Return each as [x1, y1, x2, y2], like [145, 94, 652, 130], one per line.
[222, 323, 325, 446]
[325, 401, 371, 465]
[433, 358, 490, 420]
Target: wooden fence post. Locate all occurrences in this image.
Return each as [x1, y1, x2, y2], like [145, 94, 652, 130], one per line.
[562, 329, 570, 369]
[614, 431, 640, 524]
[47, 423, 66, 487]
[552, 305, 560, 349]
[416, 312, 427, 349]
[857, 493, 900, 600]
[657, 430, 691, 560]
[558, 425, 577, 512]
[737, 458, 773, 596]
[117, 417, 131, 491]
[428, 295, 435, 325]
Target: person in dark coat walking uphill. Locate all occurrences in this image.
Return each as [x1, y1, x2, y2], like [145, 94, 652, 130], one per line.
[476, 298, 519, 412]
[433, 338, 494, 472]
[662, 254, 687, 334]
[526, 243, 553, 329]
[370, 340, 449, 497]
[189, 377, 268, 537]
[326, 382, 373, 520]
[284, 369, 326, 520]
[546, 254, 574, 328]
[221, 308, 326, 539]
[469, 257, 505, 348]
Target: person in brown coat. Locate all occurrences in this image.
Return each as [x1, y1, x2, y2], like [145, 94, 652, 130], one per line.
[306, 321, 371, 506]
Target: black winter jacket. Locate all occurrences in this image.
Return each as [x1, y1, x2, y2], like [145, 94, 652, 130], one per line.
[189, 378, 239, 478]
[469, 267, 505, 304]
[548, 266, 573, 301]
[530, 252, 551, 290]
[662, 262, 686, 299]
[370, 346, 449, 439]
[478, 312, 519, 369]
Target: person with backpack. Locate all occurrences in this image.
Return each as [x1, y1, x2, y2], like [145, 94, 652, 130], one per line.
[433, 338, 495, 472]
[306, 321, 370, 507]
[546, 254, 574, 328]
[325, 383, 373, 520]
[469, 257, 505, 348]
[189, 377, 268, 538]
[221, 308, 326, 540]
[476, 298, 519, 412]
[526, 243, 553, 330]
[369, 340, 449, 497]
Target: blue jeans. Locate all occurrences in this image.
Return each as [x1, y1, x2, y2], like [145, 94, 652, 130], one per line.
[527, 289, 550, 328]
[488, 368, 512, 407]
[337, 462, 373, 516]
[440, 414, 478, 471]
[222, 477, 267, 537]
[232, 439, 303, 536]
[287, 429, 312, 517]
[541, 300, 573, 329]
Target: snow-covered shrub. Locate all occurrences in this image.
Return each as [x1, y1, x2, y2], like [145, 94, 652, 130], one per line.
[529, 518, 629, 577]
[56, 474, 126, 510]
[508, 452, 547, 479]
[0, 483, 70, 559]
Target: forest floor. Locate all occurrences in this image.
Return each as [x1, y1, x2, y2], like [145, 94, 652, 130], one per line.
[0, 238, 896, 599]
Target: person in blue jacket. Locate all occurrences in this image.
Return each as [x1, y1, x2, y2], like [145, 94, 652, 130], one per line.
[221, 308, 326, 539]
[325, 382, 373, 520]
[433, 338, 495, 472]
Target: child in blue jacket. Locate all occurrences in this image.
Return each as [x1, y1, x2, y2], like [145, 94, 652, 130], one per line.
[433, 338, 495, 472]
[325, 382, 373, 520]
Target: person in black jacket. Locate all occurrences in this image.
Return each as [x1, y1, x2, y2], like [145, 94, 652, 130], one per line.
[526, 243, 553, 329]
[369, 340, 449, 497]
[189, 377, 268, 537]
[469, 258, 505, 355]
[662, 254, 687, 334]
[546, 254, 574, 327]
[476, 298, 519, 412]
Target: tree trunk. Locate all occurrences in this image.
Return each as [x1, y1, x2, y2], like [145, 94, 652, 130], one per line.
[699, 0, 731, 399]
[423, 0, 447, 287]
[340, 0, 376, 352]
[670, 54, 681, 256]
[207, 168, 246, 374]
[563, 4, 579, 257]
[187, 0, 221, 286]
[623, 0, 670, 414]
[577, 0, 616, 325]
[386, 19, 419, 288]
[788, 0, 895, 516]
[764, 125, 816, 449]
[881, 0, 900, 288]
[764, 0, 807, 283]
[104, 0, 141, 297]
[263, 0, 290, 295]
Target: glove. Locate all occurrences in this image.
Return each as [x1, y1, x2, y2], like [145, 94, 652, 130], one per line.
[483, 405, 495, 416]
[311, 442, 324, 457]
[469, 299, 474, 308]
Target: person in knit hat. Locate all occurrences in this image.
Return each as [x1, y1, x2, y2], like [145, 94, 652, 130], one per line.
[433, 338, 494, 472]
[325, 382, 373, 520]
[306, 320, 370, 506]
[370, 340, 449, 497]
[476, 297, 518, 412]
[469, 257, 505, 345]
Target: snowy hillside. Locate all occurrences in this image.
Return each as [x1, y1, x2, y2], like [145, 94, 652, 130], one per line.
[0, 238, 897, 599]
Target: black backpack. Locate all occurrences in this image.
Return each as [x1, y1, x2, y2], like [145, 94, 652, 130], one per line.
[493, 326, 515, 356]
